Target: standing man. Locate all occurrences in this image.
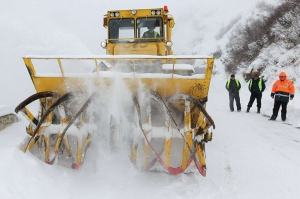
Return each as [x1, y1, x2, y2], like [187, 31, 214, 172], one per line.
[269, 71, 295, 121]
[246, 72, 266, 113]
[225, 74, 241, 112]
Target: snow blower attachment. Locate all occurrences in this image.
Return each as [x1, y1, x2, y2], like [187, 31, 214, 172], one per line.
[16, 6, 215, 176]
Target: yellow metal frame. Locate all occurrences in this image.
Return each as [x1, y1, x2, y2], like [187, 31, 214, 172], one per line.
[23, 56, 214, 101]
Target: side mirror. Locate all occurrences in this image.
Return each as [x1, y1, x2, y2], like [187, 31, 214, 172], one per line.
[103, 17, 108, 27]
[169, 19, 175, 28]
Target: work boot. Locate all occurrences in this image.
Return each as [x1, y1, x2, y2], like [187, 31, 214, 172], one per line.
[269, 115, 276, 121]
[257, 108, 260, 114]
[246, 107, 250, 113]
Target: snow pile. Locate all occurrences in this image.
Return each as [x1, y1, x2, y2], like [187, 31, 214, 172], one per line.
[0, 105, 15, 117]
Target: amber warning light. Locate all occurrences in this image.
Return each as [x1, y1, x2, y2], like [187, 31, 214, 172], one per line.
[164, 5, 169, 12]
[103, 17, 107, 26]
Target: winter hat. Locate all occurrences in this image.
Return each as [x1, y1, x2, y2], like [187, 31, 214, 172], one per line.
[231, 74, 235, 78]
[279, 71, 287, 80]
[279, 71, 286, 77]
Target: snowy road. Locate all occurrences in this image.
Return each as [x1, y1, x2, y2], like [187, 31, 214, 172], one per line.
[206, 74, 300, 198]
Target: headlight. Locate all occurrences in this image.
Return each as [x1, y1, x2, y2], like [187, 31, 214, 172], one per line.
[132, 10, 137, 15]
[110, 12, 114, 17]
[101, 41, 107, 48]
[151, 10, 161, 15]
[115, 12, 120, 17]
[166, 41, 173, 47]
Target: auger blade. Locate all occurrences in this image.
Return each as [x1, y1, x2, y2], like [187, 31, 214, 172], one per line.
[132, 92, 197, 175]
[15, 92, 60, 127]
[23, 92, 80, 152]
[166, 93, 214, 176]
[48, 92, 98, 167]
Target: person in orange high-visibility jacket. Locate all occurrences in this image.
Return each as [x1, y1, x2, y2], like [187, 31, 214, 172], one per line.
[269, 72, 295, 121]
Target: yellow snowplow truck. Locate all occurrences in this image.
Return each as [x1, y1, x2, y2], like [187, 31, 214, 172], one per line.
[16, 6, 215, 176]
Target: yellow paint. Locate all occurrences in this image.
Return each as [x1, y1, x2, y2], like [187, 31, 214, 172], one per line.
[196, 142, 206, 169]
[130, 139, 137, 164]
[54, 133, 62, 153]
[143, 143, 150, 170]
[182, 100, 192, 170]
[163, 138, 172, 167]
[44, 136, 50, 163]
[24, 107, 35, 125]
[63, 137, 72, 156]
[76, 137, 83, 164]
[24, 57, 214, 101]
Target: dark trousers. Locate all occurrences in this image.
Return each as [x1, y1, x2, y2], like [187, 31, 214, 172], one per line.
[272, 101, 288, 120]
[229, 92, 241, 111]
[247, 93, 262, 109]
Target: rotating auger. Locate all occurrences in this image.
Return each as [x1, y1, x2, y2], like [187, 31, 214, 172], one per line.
[129, 91, 214, 175]
[16, 91, 97, 169]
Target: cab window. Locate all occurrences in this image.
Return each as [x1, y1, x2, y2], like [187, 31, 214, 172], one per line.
[109, 18, 134, 43]
[137, 17, 163, 40]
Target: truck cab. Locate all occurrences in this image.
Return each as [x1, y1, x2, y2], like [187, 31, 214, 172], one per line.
[101, 6, 174, 56]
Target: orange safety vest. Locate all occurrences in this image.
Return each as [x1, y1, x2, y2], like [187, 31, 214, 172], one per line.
[271, 71, 295, 102]
[271, 79, 294, 94]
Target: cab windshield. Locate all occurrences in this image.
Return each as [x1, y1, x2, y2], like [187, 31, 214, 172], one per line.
[137, 17, 163, 40]
[108, 17, 163, 43]
[109, 18, 134, 43]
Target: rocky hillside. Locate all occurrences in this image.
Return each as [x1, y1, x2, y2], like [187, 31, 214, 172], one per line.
[220, 0, 300, 88]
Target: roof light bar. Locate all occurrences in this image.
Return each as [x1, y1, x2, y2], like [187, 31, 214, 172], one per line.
[110, 12, 120, 17]
[151, 10, 162, 15]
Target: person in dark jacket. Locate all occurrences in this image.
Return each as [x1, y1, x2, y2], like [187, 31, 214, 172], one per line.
[225, 74, 241, 112]
[246, 72, 266, 113]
